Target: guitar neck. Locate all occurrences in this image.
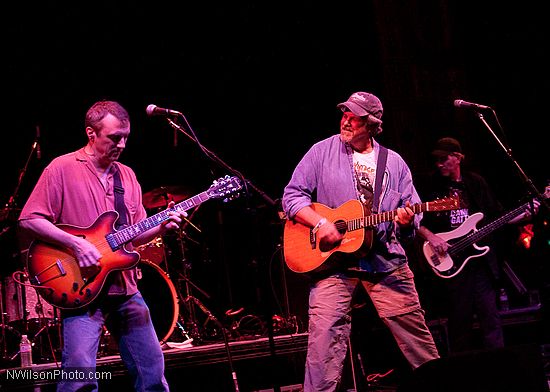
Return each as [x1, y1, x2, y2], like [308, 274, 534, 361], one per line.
[107, 190, 212, 249]
[458, 202, 531, 248]
[361, 201, 430, 228]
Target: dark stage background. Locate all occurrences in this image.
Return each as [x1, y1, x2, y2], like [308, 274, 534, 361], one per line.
[2, 2, 549, 332]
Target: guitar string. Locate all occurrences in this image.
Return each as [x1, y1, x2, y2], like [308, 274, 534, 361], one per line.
[444, 203, 528, 256]
[37, 180, 240, 269]
[31, 178, 241, 303]
[333, 200, 453, 231]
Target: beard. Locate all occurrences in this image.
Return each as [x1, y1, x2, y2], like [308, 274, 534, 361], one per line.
[339, 130, 353, 143]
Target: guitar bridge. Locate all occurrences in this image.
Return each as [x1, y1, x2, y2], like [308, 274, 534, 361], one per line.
[310, 231, 317, 249]
[30, 259, 67, 285]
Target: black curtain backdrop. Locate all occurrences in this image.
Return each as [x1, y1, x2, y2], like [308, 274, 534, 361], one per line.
[2, 1, 548, 328]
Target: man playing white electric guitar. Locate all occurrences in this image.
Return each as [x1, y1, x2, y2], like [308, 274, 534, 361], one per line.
[416, 137, 539, 354]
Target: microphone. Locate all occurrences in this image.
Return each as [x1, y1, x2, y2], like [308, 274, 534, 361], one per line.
[146, 104, 181, 117]
[35, 125, 41, 159]
[453, 99, 491, 110]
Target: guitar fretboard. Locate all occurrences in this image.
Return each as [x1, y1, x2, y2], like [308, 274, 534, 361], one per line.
[107, 191, 211, 249]
[348, 201, 442, 230]
[449, 201, 530, 256]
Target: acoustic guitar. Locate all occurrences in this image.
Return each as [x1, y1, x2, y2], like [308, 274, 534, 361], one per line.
[283, 196, 459, 273]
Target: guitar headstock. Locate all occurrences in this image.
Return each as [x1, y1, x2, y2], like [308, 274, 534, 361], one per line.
[208, 175, 243, 202]
[427, 195, 460, 211]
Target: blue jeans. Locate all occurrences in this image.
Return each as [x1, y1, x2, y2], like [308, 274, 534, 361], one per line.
[57, 293, 169, 392]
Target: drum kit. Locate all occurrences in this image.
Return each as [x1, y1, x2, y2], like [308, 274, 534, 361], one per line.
[1, 205, 60, 367]
[0, 185, 218, 367]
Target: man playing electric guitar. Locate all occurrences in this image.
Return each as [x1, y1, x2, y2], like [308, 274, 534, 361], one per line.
[18, 100, 186, 391]
[417, 137, 539, 354]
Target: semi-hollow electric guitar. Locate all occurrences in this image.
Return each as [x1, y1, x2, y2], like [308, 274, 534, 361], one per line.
[423, 197, 542, 279]
[283, 196, 459, 273]
[26, 175, 242, 309]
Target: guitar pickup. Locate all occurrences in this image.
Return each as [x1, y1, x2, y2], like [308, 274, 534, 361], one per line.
[56, 259, 67, 276]
[430, 254, 441, 266]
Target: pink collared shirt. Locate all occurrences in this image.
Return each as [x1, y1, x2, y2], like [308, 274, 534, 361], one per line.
[19, 148, 147, 295]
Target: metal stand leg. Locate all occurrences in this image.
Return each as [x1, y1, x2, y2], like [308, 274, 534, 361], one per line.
[502, 260, 528, 295]
[0, 280, 17, 364]
[168, 232, 240, 391]
[29, 290, 60, 364]
[168, 228, 216, 344]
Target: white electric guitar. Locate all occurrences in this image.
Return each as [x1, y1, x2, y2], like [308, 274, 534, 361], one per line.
[423, 195, 544, 279]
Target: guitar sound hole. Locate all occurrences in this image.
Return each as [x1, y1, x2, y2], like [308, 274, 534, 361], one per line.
[334, 219, 347, 235]
[318, 219, 346, 252]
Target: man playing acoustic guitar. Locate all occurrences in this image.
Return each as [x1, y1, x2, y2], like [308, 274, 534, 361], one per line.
[282, 91, 440, 391]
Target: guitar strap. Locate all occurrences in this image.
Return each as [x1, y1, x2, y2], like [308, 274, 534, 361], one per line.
[113, 167, 128, 229]
[372, 146, 388, 214]
[110, 167, 131, 295]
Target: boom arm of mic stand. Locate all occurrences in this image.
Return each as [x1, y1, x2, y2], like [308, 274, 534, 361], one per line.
[5, 139, 40, 209]
[165, 117, 278, 210]
[475, 112, 549, 210]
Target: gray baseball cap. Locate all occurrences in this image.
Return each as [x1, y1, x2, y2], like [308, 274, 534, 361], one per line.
[337, 92, 383, 119]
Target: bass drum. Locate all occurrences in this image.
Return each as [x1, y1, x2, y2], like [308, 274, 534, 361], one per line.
[137, 260, 179, 344]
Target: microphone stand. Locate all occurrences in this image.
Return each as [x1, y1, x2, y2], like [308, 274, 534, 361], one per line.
[5, 138, 40, 212]
[188, 296, 240, 392]
[1, 138, 40, 363]
[165, 118, 277, 208]
[164, 116, 283, 392]
[474, 110, 549, 209]
[474, 110, 550, 302]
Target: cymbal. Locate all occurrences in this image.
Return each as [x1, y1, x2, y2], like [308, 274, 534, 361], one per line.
[142, 186, 190, 209]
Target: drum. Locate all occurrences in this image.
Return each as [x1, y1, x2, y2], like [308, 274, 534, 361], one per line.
[136, 236, 165, 265]
[137, 260, 179, 344]
[3, 276, 54, 325]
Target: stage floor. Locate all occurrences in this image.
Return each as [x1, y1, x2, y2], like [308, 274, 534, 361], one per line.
[1, 303, 548, 391]
[0, 332, 309, 391]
